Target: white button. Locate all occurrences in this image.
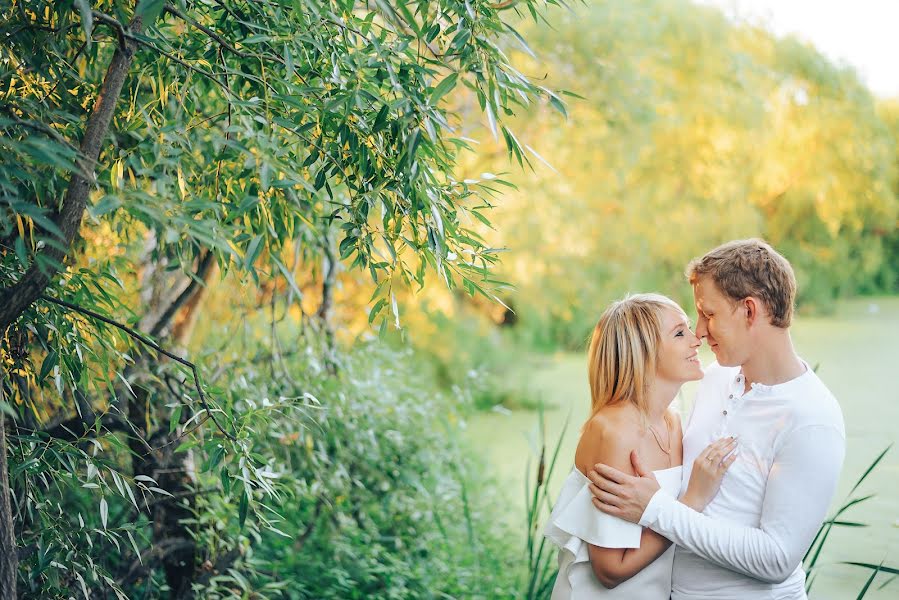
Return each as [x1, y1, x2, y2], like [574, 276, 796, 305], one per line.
[723, 410, 728, 416]
[729, 394, 734, 399]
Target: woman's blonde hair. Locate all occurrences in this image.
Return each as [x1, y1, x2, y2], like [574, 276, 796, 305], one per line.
[586, 293, 685, 425]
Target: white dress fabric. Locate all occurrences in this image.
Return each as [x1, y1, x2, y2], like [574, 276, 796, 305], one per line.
[544, 465, 683, 599]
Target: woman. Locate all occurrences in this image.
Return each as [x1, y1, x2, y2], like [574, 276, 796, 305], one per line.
[544, 293, 737, 599]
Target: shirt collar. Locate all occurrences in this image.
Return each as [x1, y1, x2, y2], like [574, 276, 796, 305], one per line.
[736, 360, 812, 396]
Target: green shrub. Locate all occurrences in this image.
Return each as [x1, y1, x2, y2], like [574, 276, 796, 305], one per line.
[191, 342, 522, 599]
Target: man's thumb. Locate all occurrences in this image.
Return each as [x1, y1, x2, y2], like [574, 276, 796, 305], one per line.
[631, 450, 650, 477]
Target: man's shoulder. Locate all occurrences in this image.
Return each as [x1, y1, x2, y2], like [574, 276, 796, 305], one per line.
[790, 366, 845, 433]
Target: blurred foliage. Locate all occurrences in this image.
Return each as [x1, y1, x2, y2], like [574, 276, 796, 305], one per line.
[10, 332, 521, 598]
[241, 342, 520, 599]
[430, 0, 899, 350]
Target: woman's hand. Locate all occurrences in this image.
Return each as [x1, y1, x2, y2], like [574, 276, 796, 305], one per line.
[680, 437, 738, 511]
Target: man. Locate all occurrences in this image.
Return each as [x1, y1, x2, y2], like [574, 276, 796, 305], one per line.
[588, 239, 845, 599]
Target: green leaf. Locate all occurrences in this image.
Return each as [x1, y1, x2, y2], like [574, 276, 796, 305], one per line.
[207, 445, 225, 471]
[548, 93, 568, 118]
[244, 235, 264, 269]
[90, 195, 123, 218]
[238, 490, 249, 528]
[338, 235, 357, 259]
[169, 405, 182, 434]
[220, 468, 231, 495]
[0, 401, 15, 419]
[74, 0, 93, 42]
[369, 298, 387, 323]
[373, 104, 390, 132]
[429, 73, 458, 106]
[849, 444, 891, 497]
[100, 496, 108, 529]
[856, 561, 883, 598]
[13, 236, 27, 269]
[39, 351, 58, 383]
[843, 561, 899, 577]
[135, 0, 166, 24]
[314, 168, 327, 190]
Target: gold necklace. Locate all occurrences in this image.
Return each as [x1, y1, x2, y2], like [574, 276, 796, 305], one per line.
[647, 419, 672, 467]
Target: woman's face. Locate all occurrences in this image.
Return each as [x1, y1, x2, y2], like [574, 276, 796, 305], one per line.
[656, 306, 703, 384]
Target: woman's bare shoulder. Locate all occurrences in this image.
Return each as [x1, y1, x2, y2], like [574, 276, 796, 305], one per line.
[575, 407, 639, 475]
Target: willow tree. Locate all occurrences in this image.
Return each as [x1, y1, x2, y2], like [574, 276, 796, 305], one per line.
[0, 0, 568, 596]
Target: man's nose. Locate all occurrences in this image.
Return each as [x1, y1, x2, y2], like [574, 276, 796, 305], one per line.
[695, 319, 708, 339]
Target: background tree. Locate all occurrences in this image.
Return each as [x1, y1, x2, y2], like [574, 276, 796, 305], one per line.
[0, 0, 568, 596]
[450, 0, 899, 349]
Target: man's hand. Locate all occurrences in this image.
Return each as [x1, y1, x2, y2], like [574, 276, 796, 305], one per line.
[587, 451, 661, 523]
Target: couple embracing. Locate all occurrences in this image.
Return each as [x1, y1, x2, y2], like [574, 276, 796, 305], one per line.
[544, 239, 845, 599]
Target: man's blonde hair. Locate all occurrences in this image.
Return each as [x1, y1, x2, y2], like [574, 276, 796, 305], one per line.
[586, 293, 684, 424]
[686, 239, 796, 328]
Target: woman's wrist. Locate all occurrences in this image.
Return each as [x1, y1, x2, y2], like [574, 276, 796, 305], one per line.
[678, 491, 706, 512]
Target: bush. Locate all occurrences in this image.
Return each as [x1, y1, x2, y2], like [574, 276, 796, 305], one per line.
[192, 341, 522, 599]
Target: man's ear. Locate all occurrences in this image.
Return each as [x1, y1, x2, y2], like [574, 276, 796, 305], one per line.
[744, 296, 761, 326]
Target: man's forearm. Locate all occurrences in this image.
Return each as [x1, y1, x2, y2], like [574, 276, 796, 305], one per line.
[640, 492, 795, 583]
[641, 425, 844, 584]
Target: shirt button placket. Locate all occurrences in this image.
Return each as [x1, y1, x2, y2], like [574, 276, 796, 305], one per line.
[725, 374, 743, 418]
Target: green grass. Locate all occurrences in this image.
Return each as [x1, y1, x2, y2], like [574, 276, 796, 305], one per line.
[466, 296, 899, 599]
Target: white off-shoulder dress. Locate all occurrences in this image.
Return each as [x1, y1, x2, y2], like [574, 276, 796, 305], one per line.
[543, 466, 683, 599]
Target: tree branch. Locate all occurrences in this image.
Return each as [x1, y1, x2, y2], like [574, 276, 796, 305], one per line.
[36, 410, 131, 443]
[149, 250, 216, 338]
[92, 10, 127, 47]
[127, 32, 235, 95]
[0, 105, 79, 154]
[163, 4, 249, 59]
[37, 295, 236, 441]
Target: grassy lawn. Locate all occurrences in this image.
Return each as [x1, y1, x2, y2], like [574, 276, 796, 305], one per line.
[466, 296, 899, 599]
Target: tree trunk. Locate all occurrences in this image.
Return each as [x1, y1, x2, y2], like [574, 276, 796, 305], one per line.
[0, 369, 17, 599]
[317, 233, 338, 374]
[0, 12, 145, 329]
[128, 254, 216, 598]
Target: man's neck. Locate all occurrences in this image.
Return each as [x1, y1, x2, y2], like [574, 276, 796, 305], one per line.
[740, 328, 805, 392]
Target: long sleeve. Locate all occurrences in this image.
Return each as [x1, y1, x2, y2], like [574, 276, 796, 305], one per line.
[639, 424, 845, 584]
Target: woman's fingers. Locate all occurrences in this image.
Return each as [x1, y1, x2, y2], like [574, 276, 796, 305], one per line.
[709, 438, 738, 463]
[718, 451, 738, 472]
[696, 436, 735, 469]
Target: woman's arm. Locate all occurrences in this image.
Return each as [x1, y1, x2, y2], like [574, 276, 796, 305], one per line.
[587, 526, 673, 589]
[574, 416, 673, 589]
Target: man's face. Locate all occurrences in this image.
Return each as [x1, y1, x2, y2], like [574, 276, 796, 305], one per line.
[692, 276, 749, 367]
